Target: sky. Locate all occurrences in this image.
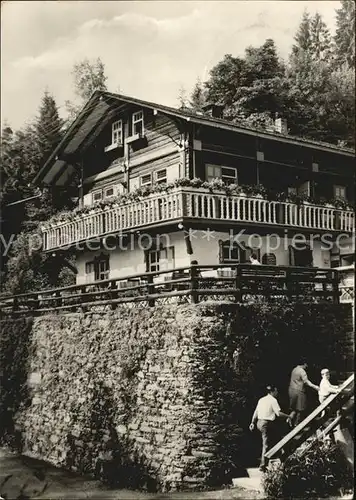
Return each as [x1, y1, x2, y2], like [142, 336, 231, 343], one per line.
[1, 0, 340, 130]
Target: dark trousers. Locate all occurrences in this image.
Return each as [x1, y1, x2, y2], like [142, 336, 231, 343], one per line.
[257, 419, 275, 468]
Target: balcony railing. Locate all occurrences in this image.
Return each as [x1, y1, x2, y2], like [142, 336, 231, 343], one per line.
[0, 265, 340, 315]
[42, 188, 355, 251]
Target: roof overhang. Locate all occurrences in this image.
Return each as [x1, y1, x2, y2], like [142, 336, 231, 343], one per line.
[34, 90, 355, 188]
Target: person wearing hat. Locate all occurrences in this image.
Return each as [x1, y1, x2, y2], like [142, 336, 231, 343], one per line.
[319, 368, 340, 404]
[249, 385, 292, 471]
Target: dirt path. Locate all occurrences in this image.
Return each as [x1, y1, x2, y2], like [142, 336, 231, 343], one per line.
[0, 448, 263, 500]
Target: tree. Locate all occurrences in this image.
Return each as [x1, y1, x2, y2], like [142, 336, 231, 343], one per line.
[309, 13, 332, 62]
[1, 92, 74, 291]
[65, 57, 108, 121]
[35, 91, 63, 167]
[291, 10, 312, 61]
[205, 54, 247, 108]
[72, 57, 107, 102]
[291, 11, 332, 64]
[189, 78, 207, 112]
[177, 85, 188, 109]
[334, 0, 355, 67]
[205, 40, 285, 125]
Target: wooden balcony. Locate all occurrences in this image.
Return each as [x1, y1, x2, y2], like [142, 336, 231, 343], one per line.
[42, 188, 355, 251]
[0, 264, 340, 315]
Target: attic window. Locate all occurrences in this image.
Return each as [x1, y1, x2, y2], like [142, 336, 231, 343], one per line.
[132, 110, 144, 136]
[112, 120, 123, 145]
[105, 120, 123, 152]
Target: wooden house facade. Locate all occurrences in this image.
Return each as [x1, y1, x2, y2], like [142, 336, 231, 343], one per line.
[35, 91, 355, 285]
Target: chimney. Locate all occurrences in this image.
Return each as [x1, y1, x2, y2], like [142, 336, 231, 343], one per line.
[274, 117, 288, 134]
[202, 103, 224, 119]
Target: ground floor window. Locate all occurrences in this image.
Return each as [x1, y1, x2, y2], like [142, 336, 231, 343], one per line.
[85, 254, 110, 281]
[289, 246, 313, 267]
[146, 246, 175, 273]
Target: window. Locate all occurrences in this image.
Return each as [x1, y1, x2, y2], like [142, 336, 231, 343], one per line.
[155, 169, 167, 184]
[132, 110, 144, 136]
[104, 187, 114, 198]
[146, 246, 175, 273]
[91, 186, 116, 204]
[334, 185, 346, 199]
[94, 254, 110, 281]
[112, 120, 123, 145]
[206, 164, 237, 185]
[140, 173, 152, 187]
[219, 240, 245, 263]
[262, 253, 277, 265]
[92, 190, 103, 203]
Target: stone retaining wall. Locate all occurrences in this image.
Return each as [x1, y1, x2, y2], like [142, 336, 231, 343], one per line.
[0, 301, 353, 491]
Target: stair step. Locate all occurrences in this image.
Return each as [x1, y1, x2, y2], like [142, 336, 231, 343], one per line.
[247, 468, 263, 478]
[232, 476, 263, 492]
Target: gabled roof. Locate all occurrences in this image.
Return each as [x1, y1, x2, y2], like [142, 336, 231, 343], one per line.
[35, 90, 355, 186]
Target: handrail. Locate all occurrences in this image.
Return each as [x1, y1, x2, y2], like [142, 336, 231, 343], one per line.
[0, 264, 338, 300]
[0, 264, 341, 314]
[265, 374, 354, 460]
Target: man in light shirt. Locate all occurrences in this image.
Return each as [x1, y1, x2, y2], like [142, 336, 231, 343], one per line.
[249, 385, 292, 471]
[319, 368, 340, 403]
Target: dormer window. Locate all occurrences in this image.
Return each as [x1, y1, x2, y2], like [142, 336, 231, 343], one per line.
[132, 110, 144, 136]
[105, 120, 123, 152]
[112, 120, 123, 145]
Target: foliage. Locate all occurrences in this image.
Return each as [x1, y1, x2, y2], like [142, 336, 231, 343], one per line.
[201, 5, 355, 147]
[334, 0, 355, 68]
[291, 11, 332, 64]
[263, 439, 354, 498]
[177, 85, 188, 109]
[189, 78, 207, 112]
[0, 317, 33, 448]
[3, 229, 76, 294]
[0, 91, 74, 293]
[65, 57, 108, 121]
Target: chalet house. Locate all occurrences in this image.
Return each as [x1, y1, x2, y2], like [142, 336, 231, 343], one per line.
[35, 91, 355, 285]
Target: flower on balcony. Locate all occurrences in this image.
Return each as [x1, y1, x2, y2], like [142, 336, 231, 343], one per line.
[40, 177, 354, 231]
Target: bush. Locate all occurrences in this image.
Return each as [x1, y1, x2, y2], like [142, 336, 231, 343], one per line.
[263, 439, 354, 498]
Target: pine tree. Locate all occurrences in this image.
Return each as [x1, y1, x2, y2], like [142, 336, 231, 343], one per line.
[35, 91, 63, 167]
[291, 10, 312, 61]
[310, 13, 332, 62]
[334, 0, 355, 67]
[291, 11, 331, 63]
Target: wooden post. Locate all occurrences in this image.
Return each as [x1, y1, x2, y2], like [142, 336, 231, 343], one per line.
[235, 265, 242, 302]
[190, 265, 198, 304]
[110, 281, 117, 310]
[32, 293, 39, 312]
[147, 274, 155, 307]
[332, 271, 340, 304]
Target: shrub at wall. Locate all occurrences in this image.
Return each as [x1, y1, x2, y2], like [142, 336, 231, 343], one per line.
[0, 317, 33, 448]
[263, 439, 354, 498]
